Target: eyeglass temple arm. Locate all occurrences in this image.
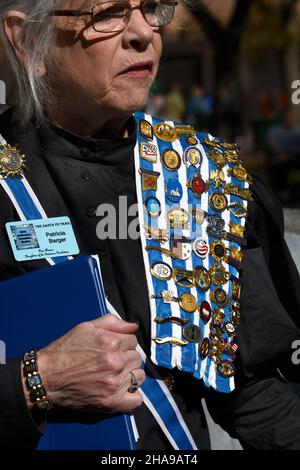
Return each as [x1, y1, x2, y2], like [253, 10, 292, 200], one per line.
[51, 1, 178, 17]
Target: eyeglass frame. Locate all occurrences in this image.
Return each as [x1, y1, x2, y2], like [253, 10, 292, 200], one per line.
[50, 0, 178, 33]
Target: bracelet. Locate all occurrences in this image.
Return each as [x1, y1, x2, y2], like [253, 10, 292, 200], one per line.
[23, 349, 53, 411]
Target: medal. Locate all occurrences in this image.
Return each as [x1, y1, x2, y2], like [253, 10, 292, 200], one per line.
[227, 164, 253, 183]
[153, 337, 189, 347]
[186, 174, 208, 198]
[199, 300, 211, 323]
[161, 149, 181, 171]
[165, 179, 183, 203]
[183, 324, 202, 343]
[139, 168, 160, 191]
[210, 288, 229, 307]
[0, 144, 26, 179]
[193, 237, 209, 259]
[216, 361, 235, 378]
[209, 264, 229, 286]
[199, 337, 210, 359]
[154, 316, 189, 326]
[183, 147, 202, 168]
[166, 208, 189, 229]
[139, 119, 153, 139]
[150, 261, 173, 281]
[140, 142, 158, 163]
[186, 136, 198, 146]
[144, 197, 161, 218]
[144, 225, 169, 243]
[228, 202, 248, 218]
[209, 192, 228, 212]
[153, 123, 178, 142]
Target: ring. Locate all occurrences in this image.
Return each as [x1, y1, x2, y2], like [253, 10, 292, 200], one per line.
[128, 371, 139, 393]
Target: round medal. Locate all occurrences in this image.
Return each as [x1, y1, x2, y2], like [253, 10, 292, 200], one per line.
[183, 147, 202, 168]
[150, 262, 173, 281]
[165, 179, 183, 203]
[153, 123, 178, 142]
[216, 361, 236, 378]
[166, 208, 189, 229]
[187, 136, 198, 146]
[209, 192, 228, 212]
[179, 293, 197, 313]
[161, 149, 181, 171]
[199, 300, 211, 323]
[0, 144, 26, 178]
[193, 238, 209, 259]
[183, 324, 202, 343]
[212, 288, 228, 307]
[144, 197, 161, 218]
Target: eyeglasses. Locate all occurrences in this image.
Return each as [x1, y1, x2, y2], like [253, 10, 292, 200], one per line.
[51, 0, 178, 33]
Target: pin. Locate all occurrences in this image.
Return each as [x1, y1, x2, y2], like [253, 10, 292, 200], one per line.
[139, 120, 153, 140]
[208, 169, 226, 189]
[146, 237, 192, 261]
[183, 147, 202, 168]
[193, 237, 209, 259]
[194, 266, 211, 291]
[165, 179, 183, 203]
[139, 168, 160, 191]
[183, 324, 202, 343]
[150, 261, 173, 281]
[199, 338, 210, 359]
[161, 149, 181, 171]
[186, 174, 208, 198]
[199, 300, 211, 323]
[209, 264, 229, 286]
[140, 142, 157, 163]
[209, 192, 228, 212]
[231, 278, 242, 301]
[213, 309, 225, 326]
[187, 136, 198, 146]
[153, 123, 178, 142]
[216, 361, 235, 378]
[166, 208, 189, 229]
[152, 291, 198, 313]
[228, 202, 248, 219]
[227, 164, 253, 184]
[144, 197, 161, 218]
[192, 207, 207, 225]
[210, 241, 226, 263]
[208, 149, 227, 169]
[224, 322, 235, 334]
[210, 288, 229, 307]
[0, 144, 26, 179]
[154, 316, 189, 325]
[222, 183, 253, 201]
[153, 337, 189, 347]
[144, 225, 169, 243]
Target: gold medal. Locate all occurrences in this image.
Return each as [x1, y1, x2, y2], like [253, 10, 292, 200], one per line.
[179, 293, 197, 313]
[153, 123, 178, 142]
[139, 119, 153, 140]
[166, 208, 189, 229]
[210, 241, 227, 263]
[224, 150, 240, 164]
[199, 338, 210, 359]
[213, 309, 225, 325]
[227, 164, 252, 183]
[223, 183, 253, 201]
[232, 279, 241, 300]
[217, 361, 235, 378]
[187, 136, 198, 146]
[209, 264, 229, 286]
[208, 150, 227, 169]
[161, 149, 181, 171]
[229, 221, 245, 238]
[183, 324, 202, 343]
[209, 192, 228, 212]
[0, 144, 26, 179]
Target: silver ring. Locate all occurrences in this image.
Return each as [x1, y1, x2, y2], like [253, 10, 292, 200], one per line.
[128, 371, 139, 393]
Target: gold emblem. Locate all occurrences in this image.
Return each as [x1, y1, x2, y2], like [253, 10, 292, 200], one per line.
[229, 221, 245, 238]
[209, 264, 229, 286]
[166, 208, 189, 229]
[153, 123, 178, 142]
[217, 361, 235, 378]
[228, 202, 248, 218]
[187, 136, 198, 146]
[143, 225, 169, 243]
[161, 149, 181, 171]
[228, 164, 252, 183]
[231, 279, 241, 300]
[224, 150, 241, 164]
[210, 241, 227, 263]
[209, 169, 225, 188]
[213, 309, 225, 325]
[139, 119, 153, 140]
[179, 293, 197, 313]
[209, 192, 228, 212]
[230, 247, 244, 263]
[223, 183, 253, 201]
[0, 144, 26, 179]
[208, 150, 227, 169]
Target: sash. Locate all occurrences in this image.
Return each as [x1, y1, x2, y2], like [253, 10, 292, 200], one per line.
[134, 113, 252, 394]
[0, 136, 197, 450]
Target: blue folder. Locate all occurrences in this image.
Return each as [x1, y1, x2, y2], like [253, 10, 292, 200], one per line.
[0, 256, 137, 450]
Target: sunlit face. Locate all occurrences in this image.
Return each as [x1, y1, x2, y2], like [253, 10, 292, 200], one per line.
[50, 0, 163, 123]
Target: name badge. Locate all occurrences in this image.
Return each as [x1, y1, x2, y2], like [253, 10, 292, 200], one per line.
[6, 216, 79, 262]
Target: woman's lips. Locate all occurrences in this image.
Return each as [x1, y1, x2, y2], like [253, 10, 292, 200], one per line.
[119, 61, 153, 78]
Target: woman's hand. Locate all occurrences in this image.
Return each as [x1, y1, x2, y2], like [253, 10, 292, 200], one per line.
[23, 315, 144, 415]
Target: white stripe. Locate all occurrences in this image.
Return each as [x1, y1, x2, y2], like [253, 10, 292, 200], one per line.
[0, 179, 27, 220]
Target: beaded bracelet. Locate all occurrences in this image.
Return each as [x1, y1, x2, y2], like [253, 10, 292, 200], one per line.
[23, 349, 53, 411]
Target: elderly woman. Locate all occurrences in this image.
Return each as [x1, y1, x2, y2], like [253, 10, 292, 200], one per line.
[0, 0, 300, 451]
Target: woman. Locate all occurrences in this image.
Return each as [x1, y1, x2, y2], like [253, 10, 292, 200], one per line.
[0, 0, 300, 450]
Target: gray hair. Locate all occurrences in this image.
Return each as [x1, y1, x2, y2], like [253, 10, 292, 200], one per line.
[0, 0, 65, 127]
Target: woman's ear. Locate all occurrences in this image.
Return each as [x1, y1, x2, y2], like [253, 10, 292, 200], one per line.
[3, 10, 47, 77]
